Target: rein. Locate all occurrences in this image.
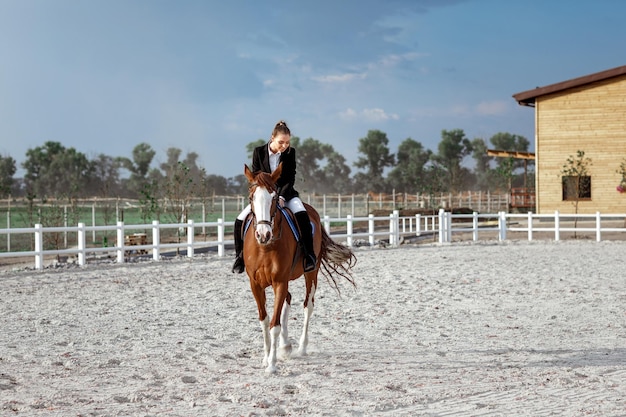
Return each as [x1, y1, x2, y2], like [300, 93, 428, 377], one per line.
[247, 177, 299, 274]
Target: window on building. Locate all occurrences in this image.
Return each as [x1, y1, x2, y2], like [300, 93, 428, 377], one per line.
[562, 176, 591, 201]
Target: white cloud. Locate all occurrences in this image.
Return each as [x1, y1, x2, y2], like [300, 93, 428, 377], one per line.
[448, 101, 510, 117]
[363, 108, 400, 121]
[475, 100, 509, 115]
[339, 107, 399, 122]
[312, 72, 367, 83]
[339, 108, 358, 120]
[375, 51, 426, 69]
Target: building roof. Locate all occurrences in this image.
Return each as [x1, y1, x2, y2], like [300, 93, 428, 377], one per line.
[512, 65, 626, 107]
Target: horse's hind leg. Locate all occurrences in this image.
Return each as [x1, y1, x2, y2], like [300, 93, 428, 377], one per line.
[298, 274, 317, 356]
[278, 292, 293, 360]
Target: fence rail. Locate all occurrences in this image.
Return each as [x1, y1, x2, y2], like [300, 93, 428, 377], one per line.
[1, 191, 512, 228]
[1, 210, 625, 270]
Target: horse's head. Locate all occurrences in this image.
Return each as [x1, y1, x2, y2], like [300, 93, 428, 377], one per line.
[244, 163, 283, 245]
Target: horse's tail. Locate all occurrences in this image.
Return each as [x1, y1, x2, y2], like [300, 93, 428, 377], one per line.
[318, 227, 357, 294]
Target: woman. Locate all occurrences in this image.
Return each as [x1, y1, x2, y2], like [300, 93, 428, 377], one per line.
[232, 120, 317, 273]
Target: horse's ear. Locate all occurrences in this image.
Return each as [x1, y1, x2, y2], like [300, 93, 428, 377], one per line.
[271, 162, 283, 183]
[244, 164, 254, 182]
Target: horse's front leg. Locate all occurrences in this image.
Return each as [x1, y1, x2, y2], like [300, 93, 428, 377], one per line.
[266, 282, 290, 373]
[249, 278, 270, 366]
[260, 317, 270, 366]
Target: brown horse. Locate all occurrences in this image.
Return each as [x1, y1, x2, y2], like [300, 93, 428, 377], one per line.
[242, 163, 356, 373]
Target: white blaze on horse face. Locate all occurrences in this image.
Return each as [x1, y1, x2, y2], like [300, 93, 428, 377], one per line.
[252, 188, 275, 244]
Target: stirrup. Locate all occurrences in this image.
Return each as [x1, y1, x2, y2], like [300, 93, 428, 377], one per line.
[232, 256, 245, 274]
[303, 253, 316, 272]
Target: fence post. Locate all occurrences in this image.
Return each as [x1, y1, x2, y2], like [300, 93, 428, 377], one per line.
[446, 211, 452, 242]
[415, 214, 421, 236]
[368, 214, 375, 245]
[498, 211, 507, 241]
[554, 211, 560, 241]
[187, 220, 194, 258]
[152, 221, 160, 261]
[6, 210, 11, 252]
[346, 214, 353, 247]
[338, 193, 342, 219]
[527, 211, 533, 241]
[595, 212, 601, 242]
[438, 209, 445, 243]
[92, 202, 96, 243]
[202, 203, 206, 236]
[35, 223, 43, 270]
[78, 222, 86, 266]
[351, 194, 355, 217]
[323, 215, 330, 234]
[472, 212, 478, 241]
[217, 218, 225, 257]
[389, 210, 399, 246]
[116, 221, 125, 263]
[64, 205, 68, 249]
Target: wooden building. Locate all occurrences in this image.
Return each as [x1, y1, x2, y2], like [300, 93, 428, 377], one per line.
[513, 65, 626, 214]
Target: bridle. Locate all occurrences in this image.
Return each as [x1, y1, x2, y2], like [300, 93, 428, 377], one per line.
[249, 181, 280, 230]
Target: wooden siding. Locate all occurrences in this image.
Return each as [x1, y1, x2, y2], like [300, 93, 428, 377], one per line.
[535, 74, 626, 214]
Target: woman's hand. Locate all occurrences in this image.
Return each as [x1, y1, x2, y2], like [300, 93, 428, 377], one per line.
[278, 196, 285, 207]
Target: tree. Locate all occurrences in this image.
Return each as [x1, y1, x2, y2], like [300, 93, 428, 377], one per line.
[470, 138, 494, 191]
[90, 153, 122, 228]
[353, 130, 395, 193]
[205, 174, 229, 195]
[490, 132, 530, 153]
[22, 141, 92, 199]
[490, 132, 533, 188]
[387, 138, 432, 193]
[432, 129, 473, 192]
[0, 155, 16, 198]
[296, 138, 333, 193]
[421, 162, 448, 208]
[246, 139, 266, 161]
[160, 148, 183, 177]
[616, 159, 626, 193]
[228, 174, 248, 195]
[495, 156, 516, 199]
[117, 143, 156, 198]
[162, 161, 194, 234]
[321, 151, 352, 193]
[561, 150, 592, 235]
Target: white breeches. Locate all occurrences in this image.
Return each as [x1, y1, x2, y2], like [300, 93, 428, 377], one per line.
[237, 196, 306, 221]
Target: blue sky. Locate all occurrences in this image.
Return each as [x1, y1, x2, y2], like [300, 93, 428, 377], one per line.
[1, 0, 625, 178]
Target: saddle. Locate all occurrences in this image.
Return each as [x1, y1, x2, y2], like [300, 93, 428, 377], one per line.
[243, 206, 314, 242]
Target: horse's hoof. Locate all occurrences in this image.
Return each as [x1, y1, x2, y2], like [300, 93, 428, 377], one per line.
[279, 344, 293, 360]
[265, 365, 277, 374]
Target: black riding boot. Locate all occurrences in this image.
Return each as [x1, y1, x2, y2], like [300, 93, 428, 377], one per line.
[295, 211, 317, 272]
[232, 219, 245, 274]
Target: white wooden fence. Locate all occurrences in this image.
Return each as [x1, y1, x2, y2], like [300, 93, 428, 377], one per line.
[1, 210, 625, 270]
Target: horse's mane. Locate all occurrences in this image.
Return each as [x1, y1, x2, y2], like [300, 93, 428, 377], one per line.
[250, 171, 277, 193]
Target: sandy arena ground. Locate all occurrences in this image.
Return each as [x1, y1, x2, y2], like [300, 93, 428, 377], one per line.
[1, 240, 625, 416]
